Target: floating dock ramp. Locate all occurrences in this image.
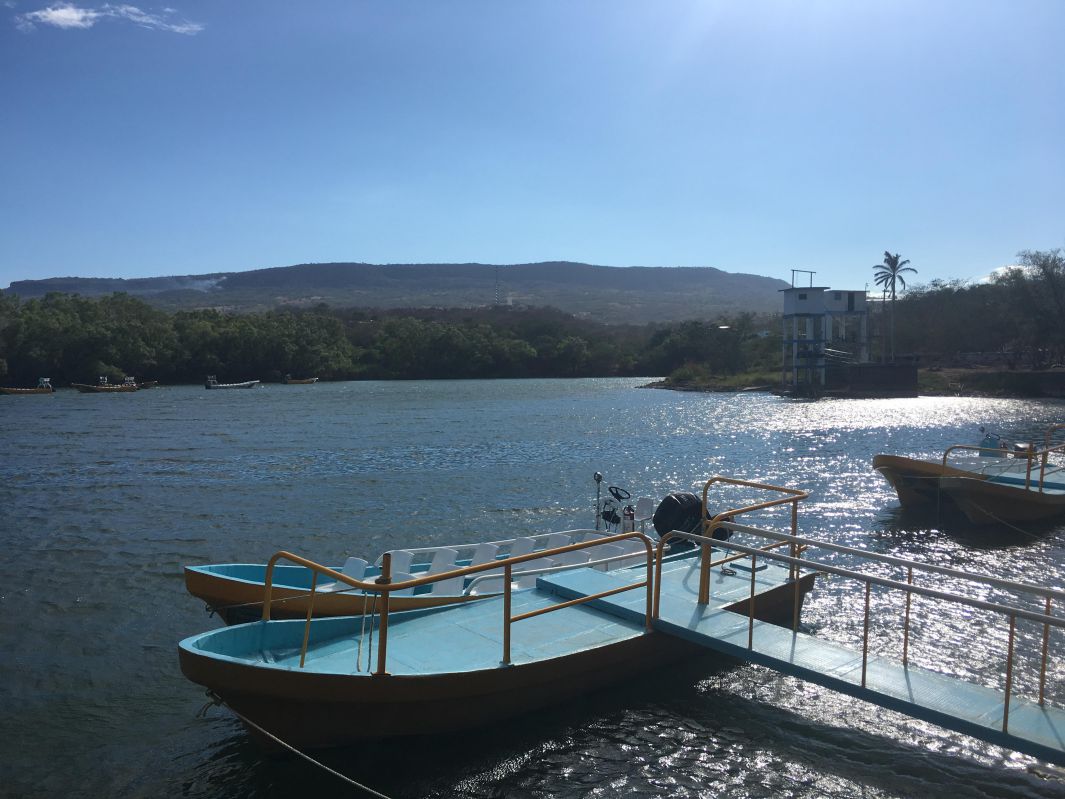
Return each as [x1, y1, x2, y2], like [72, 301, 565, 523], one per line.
[540, 529, 1065, 767]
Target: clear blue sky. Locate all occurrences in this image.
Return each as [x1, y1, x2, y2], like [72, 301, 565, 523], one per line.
[2, 1, 1063, 292]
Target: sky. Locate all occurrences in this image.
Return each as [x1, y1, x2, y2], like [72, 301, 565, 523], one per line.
[2, 1, 1063, 292]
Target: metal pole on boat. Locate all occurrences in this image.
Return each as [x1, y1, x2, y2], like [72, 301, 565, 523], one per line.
[375, 554, 391, 676]
[1039, 596, 1052, 705]
[594, 472, 603, 530]
[502, 563, 513, 666]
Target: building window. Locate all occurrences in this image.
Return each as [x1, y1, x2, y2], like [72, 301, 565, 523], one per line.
[834, 292, 842, 300]
[798, 293, 807, 300]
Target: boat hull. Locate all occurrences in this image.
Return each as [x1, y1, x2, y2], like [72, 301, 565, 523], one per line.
[937, 476, 1065, 525]
[205, 380, 260, 389]
[71, 383, 138, 393]
[179, 574, 814, 750]
[181, 626, 699, 750]
[184, 564, 487, 624]
[872, 454, 986, 508]
[0, 386, 54, 395]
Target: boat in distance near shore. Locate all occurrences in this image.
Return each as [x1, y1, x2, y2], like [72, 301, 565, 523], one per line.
[205, 375, 260, 390]
[71, 376, 139, 393]
[179, 477, 816, 750]
[282, 374, 318, 384]
[874, 424, 1065, 525]
[0, 377, 55, 395]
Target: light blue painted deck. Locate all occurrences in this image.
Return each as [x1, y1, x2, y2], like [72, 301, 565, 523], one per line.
[538, 562, 1065, 767]
[265, 587, 649, 675]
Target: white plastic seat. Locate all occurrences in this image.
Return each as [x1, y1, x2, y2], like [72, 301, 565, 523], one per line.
[379, 549, 414, 575]
[589, 544, 626, 571]
[382, 571, 417, 596]
[552, 549, 592, 567]
[469, 542, 500, 566]
[422, 547, 461, 594]
[508, 538, 536, 558]
[428, 573, 466, 596]
[634, 497, 655, 531]
[613, 538, 647, 555]
[426, 547, 459, 574]
[318, 556, 369, 593]
[543, 532, 573, 551]
[467, 575, 507, 595]
[513, 557, 557, 589]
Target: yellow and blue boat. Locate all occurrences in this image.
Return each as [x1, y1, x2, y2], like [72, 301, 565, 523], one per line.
[874, 423, 1065, 524]
[179, 478, 816, 750]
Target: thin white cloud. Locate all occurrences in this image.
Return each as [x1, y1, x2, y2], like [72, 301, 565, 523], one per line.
[16, 2, 203, 34]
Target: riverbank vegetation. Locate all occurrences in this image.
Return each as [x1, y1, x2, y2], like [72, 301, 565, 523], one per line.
[0, 292, 776, 385]
[2, 249, 1061, 395]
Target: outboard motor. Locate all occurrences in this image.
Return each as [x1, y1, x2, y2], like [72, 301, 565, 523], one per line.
[652, 492, 733, 546]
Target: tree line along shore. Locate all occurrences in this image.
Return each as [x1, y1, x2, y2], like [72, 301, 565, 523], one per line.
[1, 248, 1062, 397]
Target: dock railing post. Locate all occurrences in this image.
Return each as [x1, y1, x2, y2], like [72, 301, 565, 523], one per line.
[374, 553, 391, 676]
[791, 499, 801, 632]
[1003, 613, 1016, 733]
[1040, 597, 1052, 705]
[299, 571, 318, 669]
[502, 563, 513, 666]
[698, 540, 711, 604]
[748, 553, 757, 649]
[903, 566, 913, 666]
[861, 581, 871, 688]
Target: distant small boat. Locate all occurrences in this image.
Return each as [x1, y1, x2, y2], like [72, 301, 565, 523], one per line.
[282, 375, 318, 384]
[135, 380, 159, 389]
[205, 375, 260, 390]
[71, 376, 138, 393]
[0, 377, 55, 395]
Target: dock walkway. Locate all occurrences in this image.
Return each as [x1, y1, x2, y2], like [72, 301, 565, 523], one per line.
[539, 559, 1065, 766]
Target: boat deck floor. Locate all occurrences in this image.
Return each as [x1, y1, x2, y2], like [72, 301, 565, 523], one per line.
[542, 567, 1065, 767]
[268, 556, 791, 676]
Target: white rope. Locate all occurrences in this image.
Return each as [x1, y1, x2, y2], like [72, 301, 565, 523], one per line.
[205, 692, 394, 799]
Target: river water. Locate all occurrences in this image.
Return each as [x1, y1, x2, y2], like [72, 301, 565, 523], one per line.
[1, 378, 1064, 798]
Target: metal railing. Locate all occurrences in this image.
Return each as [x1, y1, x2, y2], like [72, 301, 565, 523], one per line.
[943, 426, 1065, 492]
[687, 476, 809, 617]
[260, 530, 655, 674]
[663, 522, 1065, 732]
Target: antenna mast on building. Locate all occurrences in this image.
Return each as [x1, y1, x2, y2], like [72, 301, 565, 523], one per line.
[791, 269, 816, 288]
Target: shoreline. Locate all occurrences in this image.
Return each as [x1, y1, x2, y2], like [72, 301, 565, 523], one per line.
[643, 368, 1065, 400]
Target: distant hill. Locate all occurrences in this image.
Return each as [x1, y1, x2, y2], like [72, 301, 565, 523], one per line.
[4, 262, 789, 322]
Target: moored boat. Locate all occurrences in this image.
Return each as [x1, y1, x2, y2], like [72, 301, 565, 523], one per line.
[71, 376, 139, 393]
[179, 477, 817, 750]
[205, 375, 260, 390]
[0, 377, 55, 395]
[185, 528, 653, 624]
[282, 374, 318, 384]
[874, 424, 1065, 524]
[186, 479, 678, 624]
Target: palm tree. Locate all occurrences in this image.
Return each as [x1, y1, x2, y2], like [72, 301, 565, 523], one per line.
[873, 251, 916, 362]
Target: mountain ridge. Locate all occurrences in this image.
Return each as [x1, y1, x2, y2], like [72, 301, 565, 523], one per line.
[4, 261, 790, 323]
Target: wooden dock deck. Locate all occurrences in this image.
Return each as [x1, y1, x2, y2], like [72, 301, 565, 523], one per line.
[538, 558, 1065, 767]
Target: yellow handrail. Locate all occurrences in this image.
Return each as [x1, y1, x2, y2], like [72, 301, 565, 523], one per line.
[943, 439, 1065, 492]
[262, 530, 656, 674]
[693, 476, 809, 607]
[672, 525, 1065, 732]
